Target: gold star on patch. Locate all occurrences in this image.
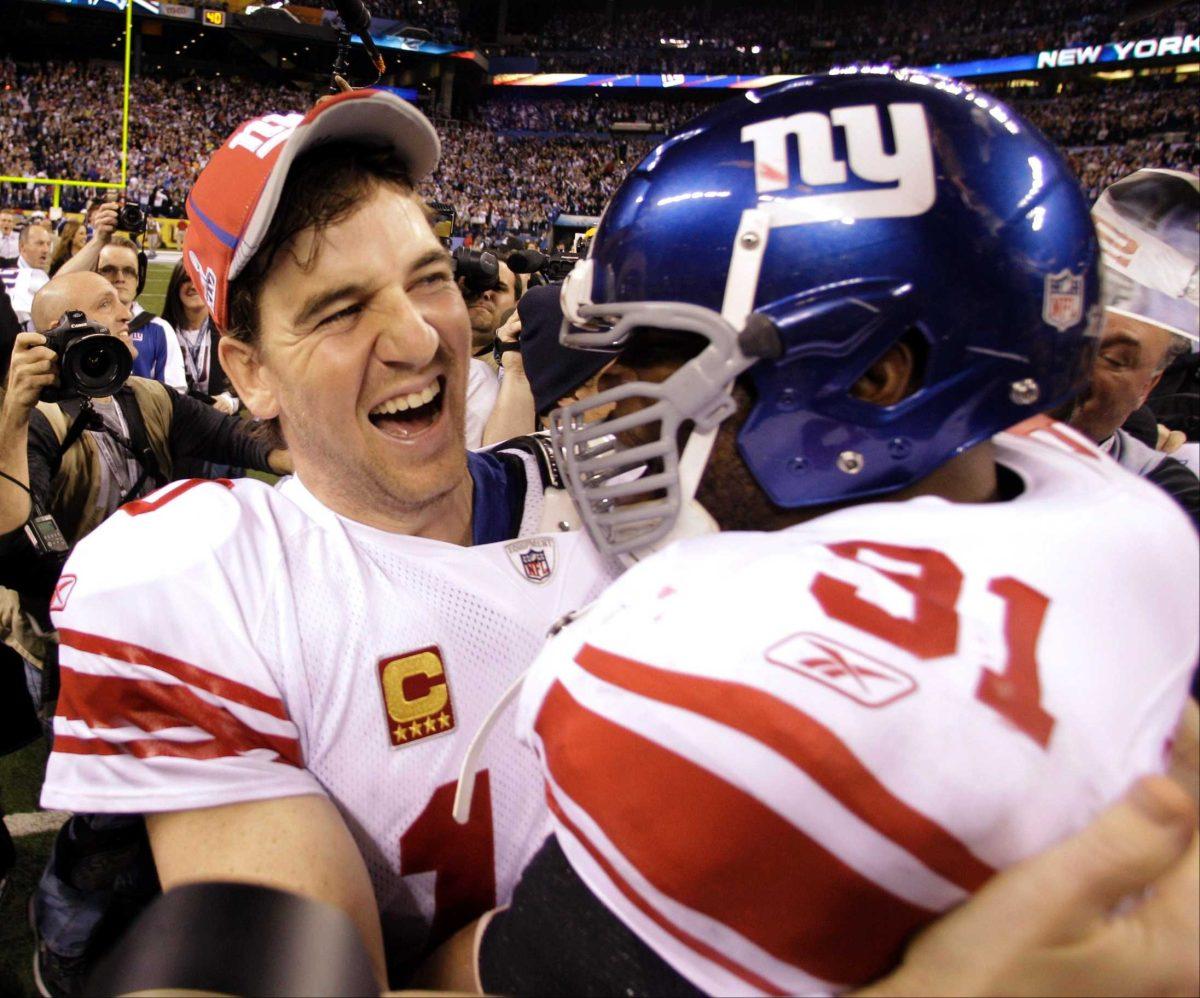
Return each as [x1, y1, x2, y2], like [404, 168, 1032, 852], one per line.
[437, 712, 451, 730]
[424, 716, 438, 734]
[393, 725, 407, 742]
[408, 721, 423, 739]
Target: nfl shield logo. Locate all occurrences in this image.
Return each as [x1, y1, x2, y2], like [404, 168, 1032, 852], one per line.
[505, 536, 556, 585]
[1043, 269, 1084, 331]
[520, 548, 551, 580]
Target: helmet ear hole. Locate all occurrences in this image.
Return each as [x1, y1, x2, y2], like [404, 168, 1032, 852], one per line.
[851, 328, 929, 407]
[899, 326, 930, 397]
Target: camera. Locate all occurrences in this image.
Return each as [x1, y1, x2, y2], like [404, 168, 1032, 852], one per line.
[41, 311, 133, 402]
[117, 202, 146, 235]
[452, 247, 500, 297]
[543, 253, 579, 283]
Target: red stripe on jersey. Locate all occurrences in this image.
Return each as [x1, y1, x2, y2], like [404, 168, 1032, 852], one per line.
[56, 667, 302, 768]
[535, 680, 934, 987]
[575, 643, 995, 893]
[1008, 415, 1101, 460]
[52, 732, 294, 764]
[57, 628, 289, 721]
[544, 787, 789, 998]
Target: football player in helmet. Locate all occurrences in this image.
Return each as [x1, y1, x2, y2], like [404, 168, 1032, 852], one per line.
[442, 70, 1199, 996]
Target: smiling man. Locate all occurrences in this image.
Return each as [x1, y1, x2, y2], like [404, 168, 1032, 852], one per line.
[36, 90, 615, 989]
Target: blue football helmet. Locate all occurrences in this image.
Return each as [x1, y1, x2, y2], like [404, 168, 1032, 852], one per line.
[550, 68, 1101, 558]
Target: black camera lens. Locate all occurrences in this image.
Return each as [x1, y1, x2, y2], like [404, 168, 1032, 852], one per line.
[61, 334, 133, 397]
[453, 248, 500, 297]
[118, 203, 146, 234]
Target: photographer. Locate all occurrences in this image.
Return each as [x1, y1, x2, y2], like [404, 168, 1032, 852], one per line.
[457, 250, 529, 446]
[0, 270, 291, 619]
[462, 253, 523, 365]
[98, 236, 187, 392]
[1, 270, 291, 997]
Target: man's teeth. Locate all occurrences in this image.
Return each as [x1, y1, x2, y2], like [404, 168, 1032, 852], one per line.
[370, 381, 440, 417]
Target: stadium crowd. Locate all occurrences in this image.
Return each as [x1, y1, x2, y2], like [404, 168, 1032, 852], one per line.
[474, 96, 697, 135]
[507, 0, 1191, 74]
[3, 54, 1196, 247]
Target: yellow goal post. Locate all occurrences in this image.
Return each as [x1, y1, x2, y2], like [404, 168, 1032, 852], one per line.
[0, 0, 135, 209]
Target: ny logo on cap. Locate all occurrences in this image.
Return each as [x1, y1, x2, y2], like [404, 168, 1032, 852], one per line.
[741, 103, 936, 226]
[229, 112, 304, 160]
[188, 250, 219, 312]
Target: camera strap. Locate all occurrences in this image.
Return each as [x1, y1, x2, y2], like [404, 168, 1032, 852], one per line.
[52, 395, 166, 505]
[53, 400, 104, 471]
[128, 310, 157, 334]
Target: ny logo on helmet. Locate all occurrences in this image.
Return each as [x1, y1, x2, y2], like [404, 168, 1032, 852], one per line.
[740, 102, 936, 226]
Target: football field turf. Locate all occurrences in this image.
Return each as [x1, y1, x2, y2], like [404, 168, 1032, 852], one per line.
[1, 739, 52, 998]
[139, 253, 179, 319]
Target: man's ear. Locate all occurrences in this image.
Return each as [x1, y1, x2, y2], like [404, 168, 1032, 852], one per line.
[851, 339, 918, 406]
[218, 337, 279, 419]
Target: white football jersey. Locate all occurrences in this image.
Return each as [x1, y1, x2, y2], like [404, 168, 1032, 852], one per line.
[41, 467, 617, 964]
[514, 418, 1200, 997]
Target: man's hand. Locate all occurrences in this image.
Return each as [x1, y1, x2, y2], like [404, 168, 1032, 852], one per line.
[2, 332, 56, 424]
[0, 332, 54, 529]
[860, 775, 1199, 997]
[90, 201, 119, 246]
[1169, 699, 1199, 810]
[268, 448, 294, 475]
[494, 310, 523, 370]
[1157, 423, 1187, 454]
[212, 392, 240, 416]
[56, 201, 121, 277]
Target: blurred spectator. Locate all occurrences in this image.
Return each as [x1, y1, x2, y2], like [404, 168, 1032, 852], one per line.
[0, 221, 52, 329]
[1068, 168, 1199, 527]
[0, 210, 19, 267]
[160, 261, 236, 411]
[48, 220, 89, 277]
[98, 237, 187, 392]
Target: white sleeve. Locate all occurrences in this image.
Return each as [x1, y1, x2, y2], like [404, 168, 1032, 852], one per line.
[40, 479, 325, 814]
[465, 358, 500, 450]
[156, 317, 188, 392]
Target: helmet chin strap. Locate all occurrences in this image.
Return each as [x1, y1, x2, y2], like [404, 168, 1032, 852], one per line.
[621, 208, 772, 568]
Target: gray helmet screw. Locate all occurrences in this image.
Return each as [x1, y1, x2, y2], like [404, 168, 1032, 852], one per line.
[837, 451, 865, 474]
[1010, 378, 1041, 405]
[740, 231, 761, 249]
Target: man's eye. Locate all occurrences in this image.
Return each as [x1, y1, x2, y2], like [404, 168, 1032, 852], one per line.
[417, 270, 452, 288]
[318, 304, 362, 328]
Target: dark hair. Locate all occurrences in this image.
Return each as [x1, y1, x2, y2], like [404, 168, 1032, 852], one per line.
[161, 261, 194, 333]
[226, 144, 416, 346]
[103, 235, 140, 256]
[496, 253, 525, 304]
[48, 220, 83, 276]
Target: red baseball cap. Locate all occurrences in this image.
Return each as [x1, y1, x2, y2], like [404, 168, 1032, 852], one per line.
[182, 88, 440, 331]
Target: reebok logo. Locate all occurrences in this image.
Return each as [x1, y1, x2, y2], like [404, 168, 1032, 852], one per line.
[229, 112, 303, 160]
[741, 102, 936, 226]
[765, 631, 917, 707]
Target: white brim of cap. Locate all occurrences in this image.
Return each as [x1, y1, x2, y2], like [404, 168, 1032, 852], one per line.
[1106, 306, 1199, 344]
[229, 89, 441, 281]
